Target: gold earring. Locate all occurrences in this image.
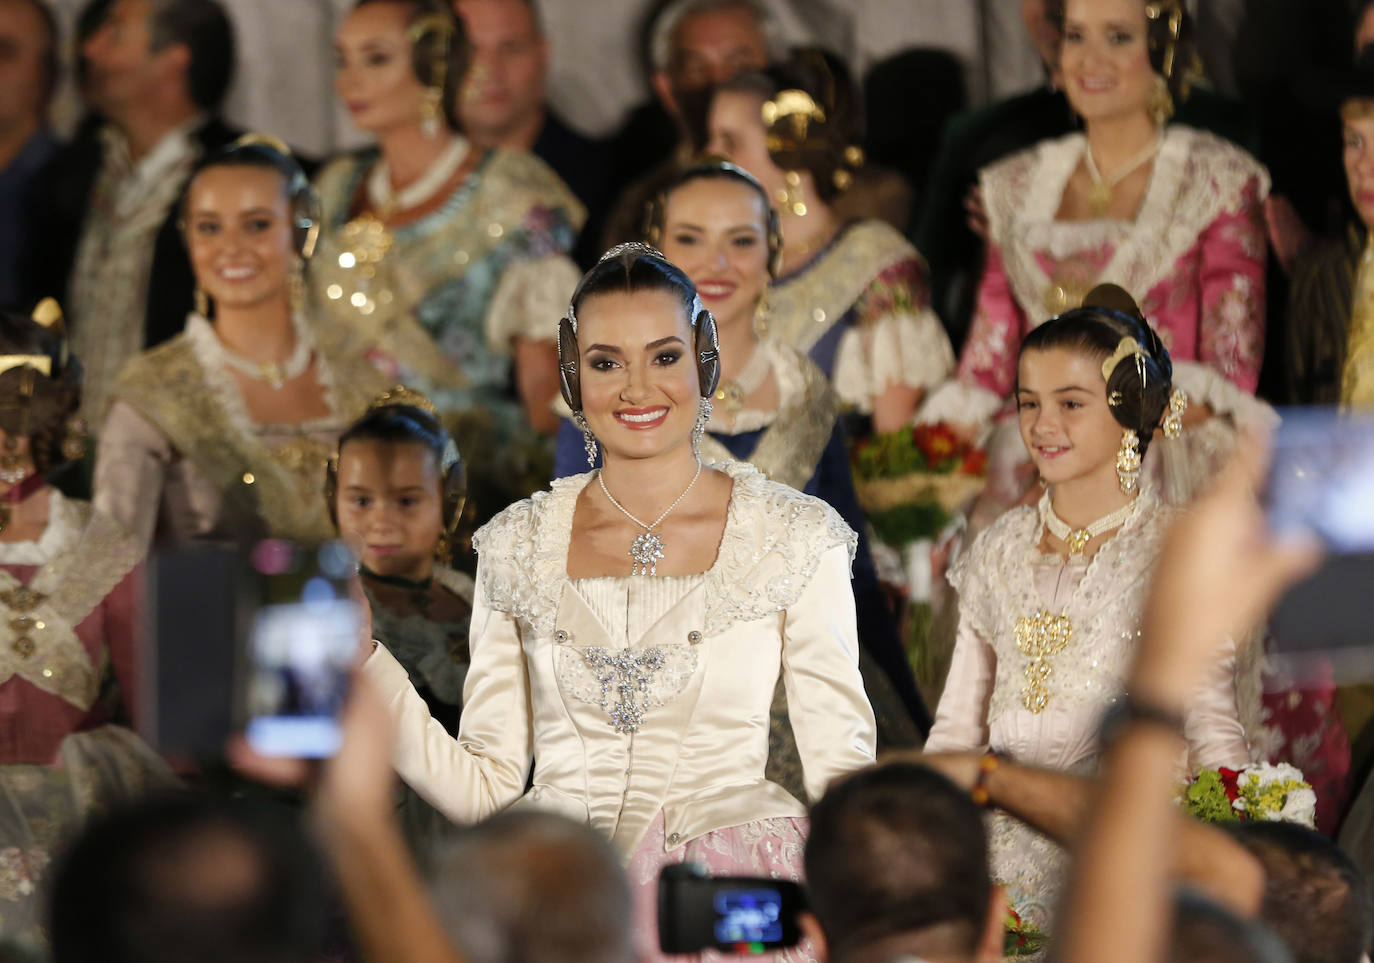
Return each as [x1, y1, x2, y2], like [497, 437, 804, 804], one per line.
[1147, 74, 1174, 126]
[1116, 429, 1142, 494]
[1161, 388, 1188, 439]
[781, 170, 807, 216]
[287, 260, 306, 314]
[194, 285, 210, 319]
[61, 415, 88, 462]
[434, 529, 451, 564]
[420, 86, 443, 138]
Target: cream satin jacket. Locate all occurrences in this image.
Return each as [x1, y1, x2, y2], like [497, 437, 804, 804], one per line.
[366, 461, 877, 858]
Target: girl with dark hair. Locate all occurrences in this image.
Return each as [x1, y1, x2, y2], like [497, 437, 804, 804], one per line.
[707, 50, 955, 433]
[330, 386, 474, 860]
[365, 244, 875, 961]
[557, 160, 928, 790]
[311, 0, 585, 518]
[925, 286, 1250, 930]
[0, 301, 175, 952]
[93, 135, 386, 549]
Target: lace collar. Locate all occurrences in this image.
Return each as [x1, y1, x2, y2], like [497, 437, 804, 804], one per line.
[983, 126, 1268, 325]
[473, 460, 856, 638]
[184, 312, 344, 435]
[0, 490, 76, 566]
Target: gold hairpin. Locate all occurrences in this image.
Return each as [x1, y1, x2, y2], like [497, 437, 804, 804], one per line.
[1101, 337, 1147, 382]
[0, 356, 51, 378]
[369, 385, 439, 415]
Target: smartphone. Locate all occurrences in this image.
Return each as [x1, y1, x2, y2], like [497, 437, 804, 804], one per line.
[657, 862, 805, 955]
[144, 539, 359, 758]
[1266, 408, 1374, 681]
[242, 539, 360, 758]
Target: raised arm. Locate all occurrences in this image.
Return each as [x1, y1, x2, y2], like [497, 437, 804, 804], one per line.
[363, 559, 534, 824]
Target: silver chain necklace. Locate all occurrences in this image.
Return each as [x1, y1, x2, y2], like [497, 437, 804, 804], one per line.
[598, 460, 703, 576]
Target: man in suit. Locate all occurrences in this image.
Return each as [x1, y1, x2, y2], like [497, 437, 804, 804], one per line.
[23, 0, 237, 425]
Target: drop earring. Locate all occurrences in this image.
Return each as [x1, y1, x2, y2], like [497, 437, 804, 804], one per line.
[1147, 74, 1174, 126]
[574, 411, 598, 469]
[194, 285, 210, 319]
[1116, 429, 1142, 495]
[420, 87, 443, 139]
[692, 398, 712, 453]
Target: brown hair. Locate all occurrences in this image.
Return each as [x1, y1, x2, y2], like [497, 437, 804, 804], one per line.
[352, 0, 469, 132]
[1046, 0, 1196, 100]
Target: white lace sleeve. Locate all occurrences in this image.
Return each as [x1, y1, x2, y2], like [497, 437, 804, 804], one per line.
[831, 306, 955, 413]
[484, 254, 582, 352]
[1170, 360, 1278, 430]
[915, 378, 1003, 427]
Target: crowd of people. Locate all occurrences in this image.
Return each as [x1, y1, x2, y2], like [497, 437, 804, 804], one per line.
[4, 0, 1374, 960]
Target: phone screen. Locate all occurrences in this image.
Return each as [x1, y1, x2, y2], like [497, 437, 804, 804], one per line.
[243, 540, 359, 758]
[1266, 408, 1374, 680]
[713, 888, 785, 950]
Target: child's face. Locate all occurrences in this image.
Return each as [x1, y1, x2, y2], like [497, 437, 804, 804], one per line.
[335, 439, 445, 582]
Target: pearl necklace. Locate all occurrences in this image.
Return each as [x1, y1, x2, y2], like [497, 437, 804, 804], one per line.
[1038, 490, 1138, 556]
[211, 313, 313, 390]
[1083, 132, 1163, 218]
[598, 460, 703, 576]
[713, 341, 772, 414]
[366, 136, 469, 216]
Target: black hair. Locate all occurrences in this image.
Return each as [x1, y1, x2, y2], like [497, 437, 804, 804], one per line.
[50, 794, 326, 963]
[723, 47, 864, 204]
[1167, 890, 1292, 963]
[1046, 0, 1196, 101]
[647, 158, 783, 276]
[182, 138, 319, 259]
[571, 244, 703, 329]
[352, 0, 469, 133]
[1018, 286, 1173, 460]
[804, 763, 992, 959]
[1226, 820, 1372, 963]
[0, 306, 81, 474]
[146, 0, 236, 111]
[338, 403, 451, 469]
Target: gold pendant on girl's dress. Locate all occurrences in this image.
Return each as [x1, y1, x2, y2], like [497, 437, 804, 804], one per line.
[1089, 182, 1112, 218]
[1014, 609, 1073, 713]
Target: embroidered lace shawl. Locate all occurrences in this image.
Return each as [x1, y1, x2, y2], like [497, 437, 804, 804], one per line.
[927, 126, 1269, 427]
[471, 461, 857, 641]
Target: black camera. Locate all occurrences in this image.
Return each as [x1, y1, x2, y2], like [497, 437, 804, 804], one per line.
[657, 862, 807, 955]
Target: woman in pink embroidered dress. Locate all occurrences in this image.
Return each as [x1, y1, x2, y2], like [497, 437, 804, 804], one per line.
[0, 305, 174, 953]
[921, 0, 1272, 457]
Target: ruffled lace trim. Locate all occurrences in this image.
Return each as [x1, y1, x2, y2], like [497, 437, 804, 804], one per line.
[832, 308, 955, 412]
[472, 461, 856, 638]
[183, 313, 344, 435]
[982, 126, 1271, 324]
[0, 490, 77, 565]
[486, 254, 581, 351]
[1170, 361, 1278, 430]
[915, 379, 1003, 427]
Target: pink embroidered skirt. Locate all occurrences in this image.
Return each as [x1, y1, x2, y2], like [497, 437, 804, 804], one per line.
[626, 811, 819, 962]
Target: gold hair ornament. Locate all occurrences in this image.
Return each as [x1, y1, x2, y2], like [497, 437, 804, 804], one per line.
[1101, 337, 1147, 384]
[762, 89, 827, 153]
[409, 13, 455, 138]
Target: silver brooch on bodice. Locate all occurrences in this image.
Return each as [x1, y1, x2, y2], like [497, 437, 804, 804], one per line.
[598, 461, 702, 576]
[583, 645, 668, 734]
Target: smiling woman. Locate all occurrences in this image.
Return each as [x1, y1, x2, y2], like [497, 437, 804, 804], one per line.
[363, 243, 877, 961]
[93, 135, 387, 549]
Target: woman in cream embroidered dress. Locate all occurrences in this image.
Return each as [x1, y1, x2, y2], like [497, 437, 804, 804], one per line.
[94, 138, 385, 550]
[553, 162, 929, 774]
[706, 52, 954, 433]
[920, 0, 1272, 486]
[311, 1, 584, 512]
[0, 305, 174, 952]
[924, 296, 1250, 931]
[366, 245, 876, 962]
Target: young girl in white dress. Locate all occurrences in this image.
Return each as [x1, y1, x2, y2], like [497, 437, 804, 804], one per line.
[364, 243, 876, 961]
[924, 286, 1251, 930]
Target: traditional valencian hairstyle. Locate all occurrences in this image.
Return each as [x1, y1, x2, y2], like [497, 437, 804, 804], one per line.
[1018, 284, 1185, 466]
[326, 386, 467, 565]
[558, 243, 721, 467]
[353, 0, 467, 133]
[0, 299, 86, 479]
[644, 156, 785, 278]
[1046, 0, 1197, 105]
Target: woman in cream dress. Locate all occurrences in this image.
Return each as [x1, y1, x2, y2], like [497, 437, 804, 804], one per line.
[366, 244, 876, 961]
[925, 294, 1251, 931]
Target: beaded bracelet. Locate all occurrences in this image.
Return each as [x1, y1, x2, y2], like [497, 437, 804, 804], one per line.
[971, 752, 1002, 807]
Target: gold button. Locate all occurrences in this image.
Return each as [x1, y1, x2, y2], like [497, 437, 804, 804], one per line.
[668, 832, 681, 845]
[554, 630, 569, 644]
[242, 472, 256, 485]
[33, 621, 44, 631]
[12, 637, 34, 658]
[812, 308, 826, 323]
[687, 631, 702, 644]
[41, 668, 52, 678]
